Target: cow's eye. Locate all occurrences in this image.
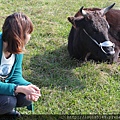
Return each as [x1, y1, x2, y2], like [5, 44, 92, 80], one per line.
[93, 30, 98, 34]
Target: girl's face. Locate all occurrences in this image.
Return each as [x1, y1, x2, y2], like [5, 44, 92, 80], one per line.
[24, 33, 31, 45]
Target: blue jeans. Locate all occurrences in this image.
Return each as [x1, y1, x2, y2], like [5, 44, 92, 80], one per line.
[0, 93, 31, 115]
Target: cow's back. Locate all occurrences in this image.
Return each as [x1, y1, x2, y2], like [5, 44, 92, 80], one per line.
[106, 9, 120, 43]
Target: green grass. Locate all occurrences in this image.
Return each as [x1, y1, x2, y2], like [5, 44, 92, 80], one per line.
[0, 0, 120, 116]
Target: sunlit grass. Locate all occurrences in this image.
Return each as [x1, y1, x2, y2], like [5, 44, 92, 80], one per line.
[0, 0, 119, 115]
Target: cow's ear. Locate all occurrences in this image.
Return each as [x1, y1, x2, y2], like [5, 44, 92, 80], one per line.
[68, 17, 77, 28]
[68, 17, 75, 25]
[68, 16, 84, 28]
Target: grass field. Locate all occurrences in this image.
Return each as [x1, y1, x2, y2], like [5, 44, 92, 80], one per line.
[0, 0, 120, 116]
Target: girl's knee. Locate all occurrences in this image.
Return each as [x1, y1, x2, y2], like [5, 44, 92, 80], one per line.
[16, 93, 32, 107]
[7, 96, 17, 108]
[0, 95, 17, 114]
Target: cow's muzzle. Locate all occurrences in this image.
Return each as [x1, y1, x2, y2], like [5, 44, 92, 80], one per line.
[83, 29, 115, 56]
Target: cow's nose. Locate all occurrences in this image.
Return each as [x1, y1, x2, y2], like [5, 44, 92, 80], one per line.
[107, 50, 115, 56]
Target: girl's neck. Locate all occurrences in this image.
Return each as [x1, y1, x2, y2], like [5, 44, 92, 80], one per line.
[3, 42, 12, 59]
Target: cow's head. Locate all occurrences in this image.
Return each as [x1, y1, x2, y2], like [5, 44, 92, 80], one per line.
[68, 3, 115, 62]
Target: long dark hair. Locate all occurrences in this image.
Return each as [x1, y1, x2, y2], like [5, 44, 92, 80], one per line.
[2, 12, 33, 54]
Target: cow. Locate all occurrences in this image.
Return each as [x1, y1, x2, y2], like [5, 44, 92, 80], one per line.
[67, 3, 120, 63]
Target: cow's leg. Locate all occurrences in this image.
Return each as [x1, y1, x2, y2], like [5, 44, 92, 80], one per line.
[84, 52, 91, 61]
[113, 48, 120, 62]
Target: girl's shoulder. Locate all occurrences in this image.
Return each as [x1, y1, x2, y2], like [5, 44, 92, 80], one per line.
[0, 32, 2, 46]
[0, 32, 2, 41]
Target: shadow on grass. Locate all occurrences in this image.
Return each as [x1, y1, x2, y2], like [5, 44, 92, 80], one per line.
[29, 45, 85, 91]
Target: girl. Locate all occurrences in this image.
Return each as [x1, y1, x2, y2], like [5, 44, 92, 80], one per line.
[0, 12, 41, 116]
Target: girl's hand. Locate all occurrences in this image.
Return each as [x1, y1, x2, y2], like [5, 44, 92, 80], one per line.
[26, 84, 41, 101]
[15, 84, 41, 101]
[26, 93, 40, 101]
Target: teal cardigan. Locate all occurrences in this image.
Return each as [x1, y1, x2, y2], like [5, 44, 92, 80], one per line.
[0, 32, 31, 96]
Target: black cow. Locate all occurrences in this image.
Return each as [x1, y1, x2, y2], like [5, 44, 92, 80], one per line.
[68, 3, 120, 63]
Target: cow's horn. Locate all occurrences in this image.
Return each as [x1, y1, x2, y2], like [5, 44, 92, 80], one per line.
[80, 6, 87, 16]
[101, 3, 115, 16]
